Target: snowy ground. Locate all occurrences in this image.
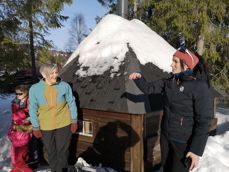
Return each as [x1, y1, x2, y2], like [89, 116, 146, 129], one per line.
[0, 95, 229, 172]
[0, 94, 14, 171]
[192, 107, 229, 172]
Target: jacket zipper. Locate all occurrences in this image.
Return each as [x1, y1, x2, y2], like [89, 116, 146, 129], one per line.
[180, 116, 184, 126]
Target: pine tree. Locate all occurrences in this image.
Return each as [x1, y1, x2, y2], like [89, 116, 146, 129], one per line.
[148, 0, 229, 95]
[1, 0, 73, 81]
[0, 0, 30, 74]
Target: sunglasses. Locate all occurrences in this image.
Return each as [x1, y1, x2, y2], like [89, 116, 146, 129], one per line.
[15, 92, 23, 95]
[51, 64, 58, 71]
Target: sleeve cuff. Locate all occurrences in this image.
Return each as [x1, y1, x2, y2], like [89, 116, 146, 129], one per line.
[32, 127, 40, 131]
[71, 119, 78, 123]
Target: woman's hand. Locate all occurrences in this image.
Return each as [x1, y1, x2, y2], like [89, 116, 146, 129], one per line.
[186, 151, 199, 171]
[33, 130, 42, 138]
[129, 73, 142, 80]
[70, 123, 78, 133]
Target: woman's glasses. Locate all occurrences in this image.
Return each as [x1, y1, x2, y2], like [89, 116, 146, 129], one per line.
[51, 64, 57, 71]
[15, 92, 23, 96]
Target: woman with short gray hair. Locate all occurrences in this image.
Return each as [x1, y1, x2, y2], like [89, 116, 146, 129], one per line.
[29, 63, 78, 172]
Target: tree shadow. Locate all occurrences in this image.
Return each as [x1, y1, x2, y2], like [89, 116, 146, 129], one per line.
[121, 92, 163, 112]
[121, 92, 164, 171]
[67, 82, 81, 165]
[68, 133, 79, 165]
[78, 121, 140, 172]
[216, 121, 229, 135]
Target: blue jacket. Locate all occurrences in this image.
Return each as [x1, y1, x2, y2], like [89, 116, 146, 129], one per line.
[29, 79, 77, 130]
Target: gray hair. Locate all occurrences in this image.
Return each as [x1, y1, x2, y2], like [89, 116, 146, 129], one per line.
[39, 63, 58, 78]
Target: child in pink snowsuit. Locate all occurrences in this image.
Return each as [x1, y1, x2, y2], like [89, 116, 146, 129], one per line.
[7, 85, 33, 172]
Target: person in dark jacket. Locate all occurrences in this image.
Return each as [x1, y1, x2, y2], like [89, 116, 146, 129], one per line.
[129, 48, 211, 172]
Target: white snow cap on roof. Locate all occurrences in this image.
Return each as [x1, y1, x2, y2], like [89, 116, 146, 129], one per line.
[65, 14, 176, 77]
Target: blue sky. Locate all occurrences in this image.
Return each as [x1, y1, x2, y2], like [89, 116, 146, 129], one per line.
[46, 0, 109, 51]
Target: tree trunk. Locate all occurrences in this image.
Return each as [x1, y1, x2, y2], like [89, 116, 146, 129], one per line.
[133, 0, 138, 17]
[142, 0, 150, 7]
[29, 15, 37, 82]
[196, 35, 204, 56]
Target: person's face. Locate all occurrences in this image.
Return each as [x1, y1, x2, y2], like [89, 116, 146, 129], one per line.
[15, 90, 27, 100]
[45, 68, 59, 85]
[171, 56, 183, 74]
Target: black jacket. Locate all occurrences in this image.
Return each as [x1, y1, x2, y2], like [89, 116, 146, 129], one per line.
[134, 74, 211, 156]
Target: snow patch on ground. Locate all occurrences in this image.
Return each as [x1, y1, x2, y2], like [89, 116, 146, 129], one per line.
[1, 95, 229, 172]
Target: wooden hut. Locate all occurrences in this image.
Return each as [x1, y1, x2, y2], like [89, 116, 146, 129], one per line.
[60, 48, 167, 172]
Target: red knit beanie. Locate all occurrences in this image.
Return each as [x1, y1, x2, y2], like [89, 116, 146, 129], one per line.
[173, 50, 199, 69]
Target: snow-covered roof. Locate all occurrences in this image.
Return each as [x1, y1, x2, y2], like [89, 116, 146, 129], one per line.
[61, 14, 176, 114]
[65, 14, 176, 77]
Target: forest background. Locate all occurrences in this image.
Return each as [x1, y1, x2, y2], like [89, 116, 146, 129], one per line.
[0, 0, 228, 102]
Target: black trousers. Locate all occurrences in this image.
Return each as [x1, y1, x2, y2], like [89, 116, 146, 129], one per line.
[160, 133, 189, 172]
[41, 125, 72, 172]
[28, 136, 39, 168]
